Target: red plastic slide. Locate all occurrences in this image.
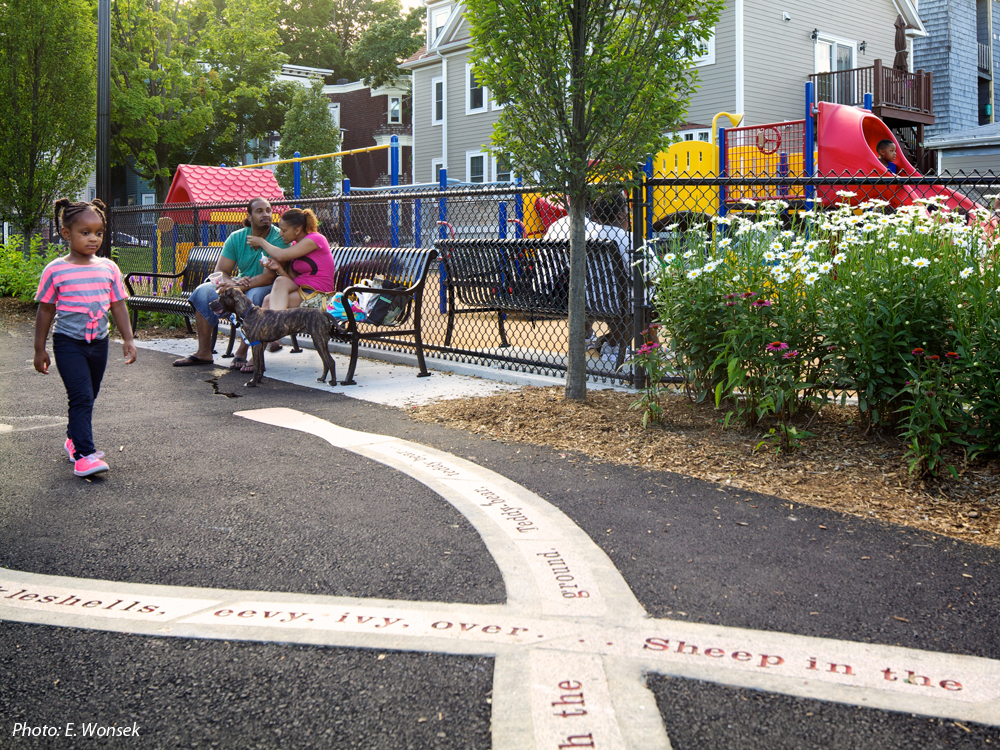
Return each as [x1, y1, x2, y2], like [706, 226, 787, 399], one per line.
[815, 102, 980, 214]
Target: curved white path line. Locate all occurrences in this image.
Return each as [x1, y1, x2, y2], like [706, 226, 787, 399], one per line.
[1, 408, 999, 747]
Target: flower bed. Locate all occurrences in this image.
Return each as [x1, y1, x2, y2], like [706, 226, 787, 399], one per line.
[643, 195, 1000, 476]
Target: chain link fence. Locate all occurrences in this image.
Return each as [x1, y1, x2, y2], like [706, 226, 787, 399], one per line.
[108, 171, 1000, 388]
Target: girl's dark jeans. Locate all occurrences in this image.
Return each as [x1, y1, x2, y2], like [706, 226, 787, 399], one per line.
[53, 333, 108, 459]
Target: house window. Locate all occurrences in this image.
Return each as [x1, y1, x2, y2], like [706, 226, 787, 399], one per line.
[140, 193, 156, 224]
[467, 63, 486, 114]
[327, 102, 341, 129]
[89, 187, 96, 201]
[689, 24, 715, 67]
[493, 154, 512, 182]
[814, 33, 858, 105]
[466, 151, 487, 183]
[432, 158, 445, 184]
[432, 76, 444, 124]
[388, 96, 401, 124]
[432, 8, 449, 44]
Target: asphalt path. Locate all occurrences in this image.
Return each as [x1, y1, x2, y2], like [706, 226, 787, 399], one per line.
[1, 321, 999, 748]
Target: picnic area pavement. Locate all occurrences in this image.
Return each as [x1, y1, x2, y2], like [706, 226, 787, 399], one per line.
[1, 322, 999, 749]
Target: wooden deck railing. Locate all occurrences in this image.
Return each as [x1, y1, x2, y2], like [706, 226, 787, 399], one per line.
[809, 59, 933, 117]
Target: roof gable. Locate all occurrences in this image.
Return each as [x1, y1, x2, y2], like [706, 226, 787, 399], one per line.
[164, 165, 285, 205]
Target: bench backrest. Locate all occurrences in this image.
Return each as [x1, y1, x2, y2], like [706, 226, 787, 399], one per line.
[332, 246, 437, 292]
[435, 238, 631, 316]
[181, 246, 225, 293]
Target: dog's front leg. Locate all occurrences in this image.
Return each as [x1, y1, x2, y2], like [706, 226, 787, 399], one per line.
[247, 343, 265, 387]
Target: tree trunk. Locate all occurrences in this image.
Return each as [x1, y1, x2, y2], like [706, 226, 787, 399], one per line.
[564, 197, 589, 401]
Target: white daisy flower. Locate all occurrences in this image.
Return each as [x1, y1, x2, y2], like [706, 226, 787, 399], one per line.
[835, 190, 857, 198]
[682, 249, 697, 259]
[901, 256, 911, 266]
[832, 253, 847, 264]
[887, 241, 900, 250]
[662, 253, 676, 263]
[775, 272, 791, 283]
[763, 251, 777, 261]
[770, 241, 783, 252]
[718, 238, 733, 248]
[960, 266, 975, 279]
[780, 230, 795, 238]
[916, 225, 931, 235]
[804, 272, 820, 285]
[911, 257, 931, 268]
[686, 268, 702, 279]
[817, 262, 833, 273]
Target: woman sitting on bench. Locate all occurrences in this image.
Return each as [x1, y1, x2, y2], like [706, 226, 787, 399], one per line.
[248, 208, 336, 352]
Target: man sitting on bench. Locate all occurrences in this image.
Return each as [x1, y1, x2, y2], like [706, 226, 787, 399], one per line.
[172, 197, 288, 369]
[544, 192, 632, 361]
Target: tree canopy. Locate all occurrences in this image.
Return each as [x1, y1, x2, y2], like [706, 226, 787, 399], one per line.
[349, 5, 423, 88]
[0, 0, 96, 242]
[276, 78, 343, 196]
[464, 0, 723, 399]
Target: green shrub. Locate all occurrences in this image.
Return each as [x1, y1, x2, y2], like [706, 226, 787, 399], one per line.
[0, 237, 64, 302]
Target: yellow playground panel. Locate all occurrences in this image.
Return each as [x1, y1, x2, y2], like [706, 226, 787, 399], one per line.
[651, 140, 718, 224]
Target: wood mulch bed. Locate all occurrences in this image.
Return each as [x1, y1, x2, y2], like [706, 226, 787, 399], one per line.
[6, 296, 998, 548]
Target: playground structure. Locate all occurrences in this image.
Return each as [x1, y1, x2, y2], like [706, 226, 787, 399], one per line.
[647, 82, 982, 228]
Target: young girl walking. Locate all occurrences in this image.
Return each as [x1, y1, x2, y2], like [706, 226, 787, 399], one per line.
[34, 198, 137, 477]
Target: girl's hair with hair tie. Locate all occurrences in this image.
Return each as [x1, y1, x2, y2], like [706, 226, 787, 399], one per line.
[281, 208, 319, 235]
[53, 198, 107, 234]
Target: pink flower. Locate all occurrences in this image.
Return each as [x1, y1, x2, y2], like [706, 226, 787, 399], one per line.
[945, 351, 959, 359]
[765, 341, 789, 352]
[782, 350, 799, 359]
[724, 302, 737, 307]
[741, 291, 757, 298]
[752, 299, 773, 307]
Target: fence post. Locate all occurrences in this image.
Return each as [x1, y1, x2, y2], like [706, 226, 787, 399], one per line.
[631, 174, 647, 390]
[644, 155, 653, 241]
[718, 127, 728, 218]
[514, 177, 524, 238]
[805, 81, 815, 211]
[343, 178, 351, 246]
[293, 151, 301, 199]
[873, 59, 883, 107]
[390, 135, 400, 247]
[414, 198, 422, 247]
[499, 200, 507, 239]
[438, 167, 448, 314]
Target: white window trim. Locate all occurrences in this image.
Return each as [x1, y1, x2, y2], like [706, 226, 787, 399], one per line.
[430, 7, 450, 47]
[466, 150, 488, 183]
[388, 95, 402, 125]
[431, 158, 445, 185]
[466, 62, 488, 115]
[491, 155, 514, 183]
[813, 32, 858, 74]
[431, 76, 444, 125]
[690, 23, 715, 67]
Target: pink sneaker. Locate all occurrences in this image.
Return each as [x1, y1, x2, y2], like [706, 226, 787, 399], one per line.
[64, 437, 75, 461]
[74, 452, 108, 477]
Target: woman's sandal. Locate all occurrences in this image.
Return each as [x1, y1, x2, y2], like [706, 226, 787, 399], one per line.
[239, 360, 255, 373]
[229, 357, 247, 371]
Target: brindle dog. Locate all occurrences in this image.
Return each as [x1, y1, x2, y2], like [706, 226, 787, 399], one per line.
[210, 286, 338, 387]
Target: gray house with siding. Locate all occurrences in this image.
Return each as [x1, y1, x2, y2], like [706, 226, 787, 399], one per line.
[400, 0, 928, 184]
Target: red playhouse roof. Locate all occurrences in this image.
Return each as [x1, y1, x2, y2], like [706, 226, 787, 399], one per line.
[164, 165, 285, 223]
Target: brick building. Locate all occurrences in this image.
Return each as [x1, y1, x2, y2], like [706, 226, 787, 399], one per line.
[323, 78, 413, 187]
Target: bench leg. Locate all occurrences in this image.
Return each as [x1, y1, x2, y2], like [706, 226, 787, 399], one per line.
[129, 308, 138, 334]
[414, 299, 430, 378]
[340, 336, 359, 386]
[443, 284, 456, 347]
[184, 315, 194, 334]
[497, 311, 510, 348]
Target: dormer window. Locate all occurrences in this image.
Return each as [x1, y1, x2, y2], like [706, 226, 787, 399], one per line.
[432, 8, 449, 43]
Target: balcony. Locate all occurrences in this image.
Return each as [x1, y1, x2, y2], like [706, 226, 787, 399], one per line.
[809, 59, 934, 126]
[979, 42, 992, 76]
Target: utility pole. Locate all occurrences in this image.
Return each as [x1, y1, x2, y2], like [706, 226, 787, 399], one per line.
[96, 0, 111, 253]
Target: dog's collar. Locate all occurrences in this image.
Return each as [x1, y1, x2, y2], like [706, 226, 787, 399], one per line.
[229, 312, 261, 347]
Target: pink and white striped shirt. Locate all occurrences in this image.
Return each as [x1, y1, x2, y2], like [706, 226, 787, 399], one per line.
[35, 257, 127, 342]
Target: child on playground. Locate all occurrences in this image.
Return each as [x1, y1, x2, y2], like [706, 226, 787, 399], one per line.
[876, 139, 899, 174]
[34, 198, 137, 478]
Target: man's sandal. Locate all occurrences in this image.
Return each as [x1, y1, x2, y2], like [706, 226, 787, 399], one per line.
[173, 354, 214, 367]
[229, 357, 248, 370]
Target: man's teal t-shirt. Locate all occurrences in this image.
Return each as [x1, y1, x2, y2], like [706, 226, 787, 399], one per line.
[220, 226, 288, 279]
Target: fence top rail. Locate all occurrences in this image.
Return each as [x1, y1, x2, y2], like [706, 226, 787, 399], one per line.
[645, 173, 1000, 187]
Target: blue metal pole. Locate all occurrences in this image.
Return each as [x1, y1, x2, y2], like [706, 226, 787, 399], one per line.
[343, 178, 351, 246]
[864, 92, 873, 111]
[499, 201, 507, 239]
[390, 135, 400, 247]
[718, 127, 728, 219]
[514, 177, 524, 238]
[805, 81, 816, 210]
[414, 198, 422, 247]
[293, 151, 301, 199]
[439, 167, 448, 314]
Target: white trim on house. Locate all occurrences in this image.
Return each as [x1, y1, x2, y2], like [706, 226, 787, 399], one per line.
[431, 158, 445, 184]
[441, 57, 448, 170]
[491, 154, 513, 182]
[388, 95, 402, 124]
[466, 149, 488, 183]
[465, 62, 488, 115]
[735, 0, 744, 113]
[432, 76, 444, 125]
[430, 3, 464, 50]
[813, 32, 858, 75]
[373, 134, 413, 147]
[691, 23, 715, 67]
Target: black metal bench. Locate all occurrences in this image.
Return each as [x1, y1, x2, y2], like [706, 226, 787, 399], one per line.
[434, 238, 632, 366]
[123, 245, 235, 355]
[290, 246, 438, 386]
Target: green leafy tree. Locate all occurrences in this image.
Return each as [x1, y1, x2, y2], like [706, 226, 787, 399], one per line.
[349, 5, 423, 88]
[0, 0, 96, 243]
[110, 0, 218, 201]
[199, 0, 289, 166]
[276, 78, 343, 196]
[277, 0, 346, 75]
[465, 0, 722, 400]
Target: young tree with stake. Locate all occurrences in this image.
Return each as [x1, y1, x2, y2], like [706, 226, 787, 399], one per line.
[464, 0, 721, 400]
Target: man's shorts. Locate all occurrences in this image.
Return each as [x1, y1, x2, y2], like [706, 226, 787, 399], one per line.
[188, 282, 272, 328]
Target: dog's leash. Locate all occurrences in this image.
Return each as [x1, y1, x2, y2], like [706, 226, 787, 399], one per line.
[229, 313, 261, 347]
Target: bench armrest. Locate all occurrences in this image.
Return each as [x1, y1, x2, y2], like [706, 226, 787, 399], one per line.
[124, 269, 184, 295]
